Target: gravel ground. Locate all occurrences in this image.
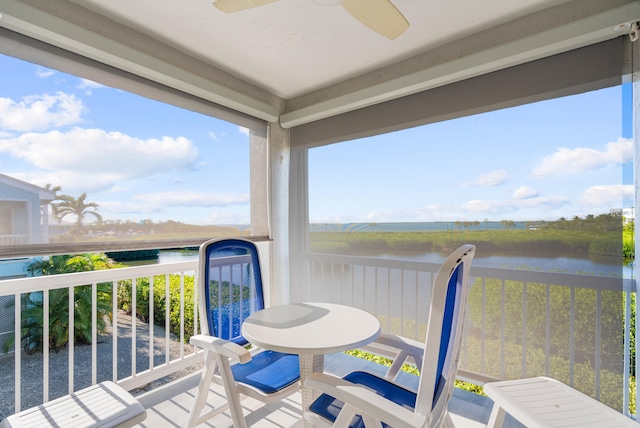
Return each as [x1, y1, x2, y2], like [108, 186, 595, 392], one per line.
[0, 310, 202, 421]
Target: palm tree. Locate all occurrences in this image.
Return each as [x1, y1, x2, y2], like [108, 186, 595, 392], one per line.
[44, 183, 61, 193]
[52, 193, 102, 235]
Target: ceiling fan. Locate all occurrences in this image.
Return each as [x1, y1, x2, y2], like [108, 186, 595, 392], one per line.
[212, 0, 410, 40]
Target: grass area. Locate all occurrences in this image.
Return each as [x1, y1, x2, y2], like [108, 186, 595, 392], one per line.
[346, 349, 637, 413]
[346, 349, 485, 395]
[310, 228, 623, 259]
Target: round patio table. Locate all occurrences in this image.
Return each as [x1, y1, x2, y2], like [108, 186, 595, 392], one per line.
[242, 302, 381, 427]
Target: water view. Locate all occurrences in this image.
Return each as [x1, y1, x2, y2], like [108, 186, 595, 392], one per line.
[135, 247, 628, 278]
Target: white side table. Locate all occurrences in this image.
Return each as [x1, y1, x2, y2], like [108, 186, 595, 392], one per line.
[484, 376, 638, 428]
[0, 381, 146, 428]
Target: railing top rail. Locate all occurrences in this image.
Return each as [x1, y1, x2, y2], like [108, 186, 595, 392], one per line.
[303, 252, 632, 292]
[0, 235, 271, 259]
[0, 260, 198, 295]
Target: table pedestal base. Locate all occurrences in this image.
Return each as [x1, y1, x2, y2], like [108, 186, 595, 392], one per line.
[300, 354, 324, 428]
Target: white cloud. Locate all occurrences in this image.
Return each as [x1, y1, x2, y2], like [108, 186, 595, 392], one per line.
[135, 191, 249, 207]
[78, 78, 105, 95]
[0, 92, 85, 132]
[579, 184, 633, 207]
[321, 194, 572, 224]
[464, 170, 508, 187]
[206, 210, 250, 225]
[108, 186, 129, 193]
[208, 131, 218, 140]
[0, 127, 198, 191]
[363, 204, 448, 223]
[36, 68, 55, 78]
[513, 185, 539, 200]
[462, 199, 517, 215]
[532, 138, 632, 178]
[94, 192, 250, 224]
[516, 196, 569, 209]
[238, 127, 250, 136]
[78, 79, 104, 89]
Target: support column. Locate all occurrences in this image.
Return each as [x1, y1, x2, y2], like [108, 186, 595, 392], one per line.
[289, 147, 310, 302]
[632, 32, 640, 419]
[41, 203, 50, 243]
[268, 121, 291, 305]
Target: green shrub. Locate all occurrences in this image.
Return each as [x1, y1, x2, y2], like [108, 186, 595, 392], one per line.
[4, 254, 117, 354]
[345, 349, 485, 395]
[117, 274, 196, 340]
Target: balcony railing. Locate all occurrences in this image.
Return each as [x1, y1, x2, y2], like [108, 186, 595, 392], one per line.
[0, 235, 29, 246]
[0, 251, 635, 419]
[299, 252, 634, 415]
[0, 260, 201, 418]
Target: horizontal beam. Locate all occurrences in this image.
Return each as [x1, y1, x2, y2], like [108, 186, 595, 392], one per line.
[280, 2, 640, 128]
[0, 0, 280, 122]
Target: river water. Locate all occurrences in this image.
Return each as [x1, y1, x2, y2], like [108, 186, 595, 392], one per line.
[146, 248, 630, 278]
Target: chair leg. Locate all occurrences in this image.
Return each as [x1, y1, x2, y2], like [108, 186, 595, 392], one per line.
[185, 351, 217, 428]
[216, 353, 249, 428]
[486, 404, 506, 428]
[439, 411, 455, 428]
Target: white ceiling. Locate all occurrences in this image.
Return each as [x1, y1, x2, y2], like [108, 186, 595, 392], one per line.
[75, 0, 572, 99]
[1, 0, 638, 126]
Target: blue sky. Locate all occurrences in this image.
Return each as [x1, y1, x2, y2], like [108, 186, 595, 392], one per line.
[309, 84, 632, 223]
[0, 54, 252, 225]
[0, 53, 633, 225]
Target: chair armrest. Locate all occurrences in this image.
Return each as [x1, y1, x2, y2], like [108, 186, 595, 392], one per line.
[305, 373, 425, 428]
[372, 333, 424, 357]
[362, 333, 424, 380]
[189, 334, 252, 364]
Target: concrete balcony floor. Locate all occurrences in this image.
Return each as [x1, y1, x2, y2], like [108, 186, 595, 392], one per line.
[135, 352, 524, 427]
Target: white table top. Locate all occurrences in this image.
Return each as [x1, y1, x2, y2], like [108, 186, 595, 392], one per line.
[484, 377, 639, 428]
[242, 302, 381, 355]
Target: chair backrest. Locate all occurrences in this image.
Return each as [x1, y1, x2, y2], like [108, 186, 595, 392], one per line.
[415, 244, 475, 425]
[198, 238, 265, 346]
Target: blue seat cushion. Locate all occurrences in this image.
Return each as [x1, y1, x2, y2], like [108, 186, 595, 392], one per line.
[231, 350, 300, 394]
[309, 371, 417, 428]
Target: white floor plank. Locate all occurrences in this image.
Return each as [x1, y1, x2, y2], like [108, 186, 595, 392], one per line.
[133, 353, 522, 427]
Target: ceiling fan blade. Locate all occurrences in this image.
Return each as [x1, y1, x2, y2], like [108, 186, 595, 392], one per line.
[213, 0, 279, 13]
[341, 0, 409, 40]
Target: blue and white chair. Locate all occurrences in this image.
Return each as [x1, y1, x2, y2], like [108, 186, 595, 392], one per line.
[185, 238, 300, 428]
[303, 244, 476, 428]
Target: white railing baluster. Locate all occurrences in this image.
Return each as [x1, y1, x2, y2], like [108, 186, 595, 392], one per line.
[149, 276, 154, 371]
[595, 289, 602, 400]
[623, 289, 631, 416]
[500, 279, 505, 379]
[522, 282, 528, 378]
[481, 278, 486, 373]
[193, 270, 198, 340]
[400, 270, 405, 337]
[43, 288, 49, 403]
[68, 285, 74, 393]
[132, 278, 137, 378]
[14, 293, 20, 412]
[180, 274, 184, 358]
[112, 281, 118, 383]
[165, 274, 170, 364]
[92, 282, 97, 385]
[545, 283, 550, 377]
[569, 287, 575, 385]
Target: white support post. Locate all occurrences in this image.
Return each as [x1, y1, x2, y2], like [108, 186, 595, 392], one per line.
[633, 33, 640, 421]
[268, 121, 291, 306]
